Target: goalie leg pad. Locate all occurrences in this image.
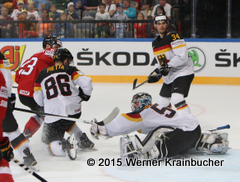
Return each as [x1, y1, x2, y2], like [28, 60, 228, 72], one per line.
[196, 132, 229, 154]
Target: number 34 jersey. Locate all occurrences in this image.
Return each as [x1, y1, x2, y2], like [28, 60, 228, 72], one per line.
[105, 103, 199, 137]
[15, 48, 55, 97]
[33, 65, 93, 124]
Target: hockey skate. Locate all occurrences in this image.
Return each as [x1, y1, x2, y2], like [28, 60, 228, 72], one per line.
[77, 133, 94, 149]
[23, 147, 38, 171]
[62, 134, 77, 160]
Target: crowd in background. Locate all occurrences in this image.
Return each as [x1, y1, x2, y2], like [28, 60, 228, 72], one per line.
[0, 0, 180, 38]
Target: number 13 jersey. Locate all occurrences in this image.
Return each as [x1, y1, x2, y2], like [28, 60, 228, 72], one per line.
[33, 65, 93, 124]
[15, 48, 55, 97]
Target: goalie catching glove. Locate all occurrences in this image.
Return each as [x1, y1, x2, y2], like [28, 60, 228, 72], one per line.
[147, 68, 162, 83]
[90, 119, 110, 140]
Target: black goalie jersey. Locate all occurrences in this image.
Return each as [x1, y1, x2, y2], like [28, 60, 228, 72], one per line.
[152, 31, 194, 84]
[33, 65, 93, 124]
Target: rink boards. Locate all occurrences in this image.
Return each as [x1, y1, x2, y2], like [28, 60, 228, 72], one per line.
[1, 38, 240, 85]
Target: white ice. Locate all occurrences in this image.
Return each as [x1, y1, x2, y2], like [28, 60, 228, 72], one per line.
[9, 83, 240, 182]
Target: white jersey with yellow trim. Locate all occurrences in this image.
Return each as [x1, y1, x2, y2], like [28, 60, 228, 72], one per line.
[33, 65, 93, 124]
[105, 103, 199, 137]
[0, 59, 13, 97]
[152, 32, 194, 84]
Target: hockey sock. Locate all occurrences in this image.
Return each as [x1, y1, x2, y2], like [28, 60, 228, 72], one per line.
[4, 128, 30, 159]
[171, 93, 191, 113]
[0, 159, 14, 182]
[157, 95, 171, 107]
[66, 123, 83, 144]
[24, 115, 43, 137]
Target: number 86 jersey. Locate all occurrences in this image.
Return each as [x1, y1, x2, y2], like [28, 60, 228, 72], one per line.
[33, 65, 93, 124]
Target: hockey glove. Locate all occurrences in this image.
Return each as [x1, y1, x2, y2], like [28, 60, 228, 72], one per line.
[0, 139, 14, 162]
[90, 119, 110, 140]
[9, 93, 16, 110]
[78, 87, 90, 102]
[159, 63, 170, 76]
[147, 68, 162, 83]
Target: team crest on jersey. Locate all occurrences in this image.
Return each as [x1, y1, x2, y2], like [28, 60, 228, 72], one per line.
[0, 86, 8, 98]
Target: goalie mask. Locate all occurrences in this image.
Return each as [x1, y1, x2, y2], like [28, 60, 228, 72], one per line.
[53, 48, 73, 65]
[131, 92, 152, 112]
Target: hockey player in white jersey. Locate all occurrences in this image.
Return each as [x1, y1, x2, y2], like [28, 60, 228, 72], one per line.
[148, 14, 194, 113]
[90, 92, 229, 163]
[0, 52, 37, 168]
[33, 48, 94, 160]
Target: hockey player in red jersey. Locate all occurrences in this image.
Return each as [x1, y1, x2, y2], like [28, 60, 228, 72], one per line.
[0, 70, 14, 182]
[90, 92, 229, 164]
[0, 52, 37, 168]
[15, 35, 61, 139]
[33, 48, 94, 159]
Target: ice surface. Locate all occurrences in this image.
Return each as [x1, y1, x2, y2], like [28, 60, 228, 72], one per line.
[9, 83, 240, 181]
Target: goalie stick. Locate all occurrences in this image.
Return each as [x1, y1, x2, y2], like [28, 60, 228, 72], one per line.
[12, 158, 47, 182]
[83, 107, 120, 125]
[132, 78, 148, 90]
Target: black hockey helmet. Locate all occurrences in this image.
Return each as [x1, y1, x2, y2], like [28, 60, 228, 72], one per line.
[154, 14, 169, 24]
[131, 92, 152, 112]
[42, 34, 57, 49]
[53, 48, 73, 65]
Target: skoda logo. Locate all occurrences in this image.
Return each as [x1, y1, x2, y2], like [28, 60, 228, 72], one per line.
[188, 47, 206, 72]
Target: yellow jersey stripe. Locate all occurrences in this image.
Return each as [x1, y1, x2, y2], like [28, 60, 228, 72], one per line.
[121, 113, 143, 122]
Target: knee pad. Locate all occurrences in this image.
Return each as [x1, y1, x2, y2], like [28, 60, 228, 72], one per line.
[47, 141, 66, 156]
[157, 95, 171, 107]
[196, 131, 229, 154]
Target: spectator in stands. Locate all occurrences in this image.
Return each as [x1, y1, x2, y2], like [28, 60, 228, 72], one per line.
[123, 0, 136, 20]
[82, 0, 101, 11]
[11, 0, 24, 20]
[95, 3, 111, 38]
[0, 6, 14, 38]
[36, 9, 54, 37]
[52, 0, 70, 11]
[18, 9, 38, 38]
[54, 12, 71, 38]
[12, 0, 27, 10]
[27, 0, 39, 20]
[65, 2, 80, 20]
[49, 4, 61, 20]
[33, 0, 48, 11]
[97, 0, 116, 17]
[130, 0, 141, 12]
[152, 5, 165, 19]
[140, 0, 152, 19]
[151, 0, 171, 19]
[133, 12, 146, 38]
[112, 3, 128, 38]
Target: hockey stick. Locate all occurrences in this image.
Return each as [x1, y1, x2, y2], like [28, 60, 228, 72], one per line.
[12, 158, 47, 182]
[14, 107, 72, 119]
[209, 124, 230, 132]
[12, 86, 18, 89]
[82, 107, 120, 125]
[133, 78, 148, 90]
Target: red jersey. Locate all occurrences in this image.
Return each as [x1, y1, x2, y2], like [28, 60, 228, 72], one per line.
[0, 71, 13, 182]
[15, 48, 55, 97]
[133, 23, 146, 38]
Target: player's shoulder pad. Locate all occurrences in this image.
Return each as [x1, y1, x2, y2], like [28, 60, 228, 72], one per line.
[167, 31, 184, 41]
[65, 66, 80, 75]
[44, 48, 55, 58]
[152, 36, 160, 47]
[35, 67, 48, 83]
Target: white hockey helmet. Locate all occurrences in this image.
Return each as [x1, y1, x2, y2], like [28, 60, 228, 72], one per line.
[154, 14, 169, 24]
[131, 92, 152, 112]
